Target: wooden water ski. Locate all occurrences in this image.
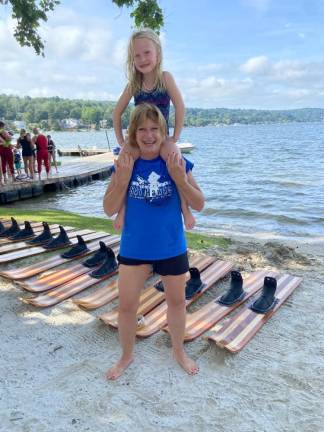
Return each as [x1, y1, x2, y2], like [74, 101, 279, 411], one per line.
[0, 222, 44, 245]
[0, 229, 94, 264]
[19, 244, 119, 292]
[75, 277, 120, 310]
[90, 256, 214, 313]
[100, 259, 232, 336]
[0, 225, 66, 254]
[206, 273, 303, 353]
[0, 233, 119, 280]
[164, 271, 272, 341]
[20, 255, 119, 307]
[135, 260, 233, 338]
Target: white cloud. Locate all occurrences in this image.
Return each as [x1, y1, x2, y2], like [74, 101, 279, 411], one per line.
[240, 56, 269, 74]
[181, 76, 254, 107]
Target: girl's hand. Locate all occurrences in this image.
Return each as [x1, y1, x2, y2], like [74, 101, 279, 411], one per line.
[166, 153, 187, 186]
[114, 152, 134, 186]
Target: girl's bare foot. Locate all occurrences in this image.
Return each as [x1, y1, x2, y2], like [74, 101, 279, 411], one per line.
[113, 213, 124, 231]
[173, 349, 199, 375]
[106, 356, 133, 380]
[184, 213, 196, 230]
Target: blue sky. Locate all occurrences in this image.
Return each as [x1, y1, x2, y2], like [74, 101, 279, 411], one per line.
[1, 0, 324, 109]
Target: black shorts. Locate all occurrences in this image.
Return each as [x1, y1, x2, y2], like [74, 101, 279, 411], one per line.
[117, 251, 189, 276]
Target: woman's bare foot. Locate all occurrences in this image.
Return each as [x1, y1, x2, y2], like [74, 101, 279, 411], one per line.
[106, 356, 133, 380]
[173, 349, 199, 375]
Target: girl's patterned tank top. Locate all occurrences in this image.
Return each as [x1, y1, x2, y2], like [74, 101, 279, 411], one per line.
[134, 88, 170, 128]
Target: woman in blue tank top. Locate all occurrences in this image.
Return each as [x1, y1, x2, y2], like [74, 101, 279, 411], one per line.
[103, 104, 204, 380]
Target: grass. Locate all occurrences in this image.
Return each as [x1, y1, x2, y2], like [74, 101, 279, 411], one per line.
[0, 208, 231, 251]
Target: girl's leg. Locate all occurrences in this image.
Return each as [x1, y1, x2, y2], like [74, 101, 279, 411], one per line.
[162, 274, 199, 375]
[180, 197, 196, 230]
[112, 146, 139, 231]
[106, 263, 151, 380]
[160, 140, 196, 230]
[113, 205, 125, 231]
[53, 152, 58, 172]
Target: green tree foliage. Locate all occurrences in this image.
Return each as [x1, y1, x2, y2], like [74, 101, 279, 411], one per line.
[1, 0, 164, 56]
[0, 0, 59, 55]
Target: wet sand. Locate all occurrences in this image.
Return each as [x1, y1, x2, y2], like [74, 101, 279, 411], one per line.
[0, 236, 323, 432]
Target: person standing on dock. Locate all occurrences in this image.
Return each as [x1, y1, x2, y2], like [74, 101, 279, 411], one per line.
[47, 135, 58, 173]
[16, 129, 34, 179]
[0, 121, 15, 183]
[32, 128, 50, 181]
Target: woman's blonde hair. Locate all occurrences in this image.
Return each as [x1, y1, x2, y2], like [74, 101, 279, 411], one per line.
[128, 103, 167, 149]
[126, 28, 165, 96]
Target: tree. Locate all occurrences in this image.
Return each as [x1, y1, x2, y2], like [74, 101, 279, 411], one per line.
[0, 0, 59, 56]
[1, 0, 164, 56]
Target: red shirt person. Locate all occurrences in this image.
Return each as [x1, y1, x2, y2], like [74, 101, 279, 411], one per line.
[32, 128, 50, 180]
[0, 121, 15, 181]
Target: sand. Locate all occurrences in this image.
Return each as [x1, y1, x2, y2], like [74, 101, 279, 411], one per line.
[0, 236, 323, 432]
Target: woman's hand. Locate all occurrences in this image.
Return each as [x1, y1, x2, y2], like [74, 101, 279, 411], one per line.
[114, 152, 134, 186]
[166, 153, 187, 186]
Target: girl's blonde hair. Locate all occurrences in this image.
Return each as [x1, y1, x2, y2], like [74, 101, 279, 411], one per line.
[128, 103, 167, 149]
[127, 28, 165, 96]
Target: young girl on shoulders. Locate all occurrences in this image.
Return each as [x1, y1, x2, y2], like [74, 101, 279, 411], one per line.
[113, 28, 195, 231]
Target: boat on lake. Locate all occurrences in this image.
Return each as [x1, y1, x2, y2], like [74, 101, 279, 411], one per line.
[177, 142, 195, 153]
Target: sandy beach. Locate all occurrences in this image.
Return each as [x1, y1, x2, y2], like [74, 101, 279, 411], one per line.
[1, 235, 323, 432]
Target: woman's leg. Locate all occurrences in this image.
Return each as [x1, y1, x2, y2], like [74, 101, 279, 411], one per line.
[48, 153, 52, 172]
[23, 156, 28, 176]
[43, 154, 50, 177]
[37, 154, 42, 179]
[28, 157, 34, 178]
[162, 274, 199, 375]
[106, 263, 151, 380]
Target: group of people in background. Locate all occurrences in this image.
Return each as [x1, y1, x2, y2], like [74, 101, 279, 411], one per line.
[0, 121, 58, 185]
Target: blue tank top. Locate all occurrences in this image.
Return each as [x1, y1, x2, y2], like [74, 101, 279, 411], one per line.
[119, 156, 193, 260]
[134, 88, 170, 128]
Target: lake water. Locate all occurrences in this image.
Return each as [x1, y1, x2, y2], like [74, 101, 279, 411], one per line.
[12, 122, 324, 242]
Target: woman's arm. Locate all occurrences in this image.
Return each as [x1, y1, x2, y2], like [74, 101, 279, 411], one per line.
[166, 153, 204, 211]
[164, 71, 185, 142]
[113, 85, 132, 147]
[103, 153, 134, 216]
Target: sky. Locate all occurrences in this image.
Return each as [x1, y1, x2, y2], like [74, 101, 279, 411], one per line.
[1, 0, 324, 109]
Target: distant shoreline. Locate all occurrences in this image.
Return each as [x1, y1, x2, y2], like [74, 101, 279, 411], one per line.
[2, 94, 324, 132]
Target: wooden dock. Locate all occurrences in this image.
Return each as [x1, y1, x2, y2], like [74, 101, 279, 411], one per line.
[0, 152, 115, 204]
